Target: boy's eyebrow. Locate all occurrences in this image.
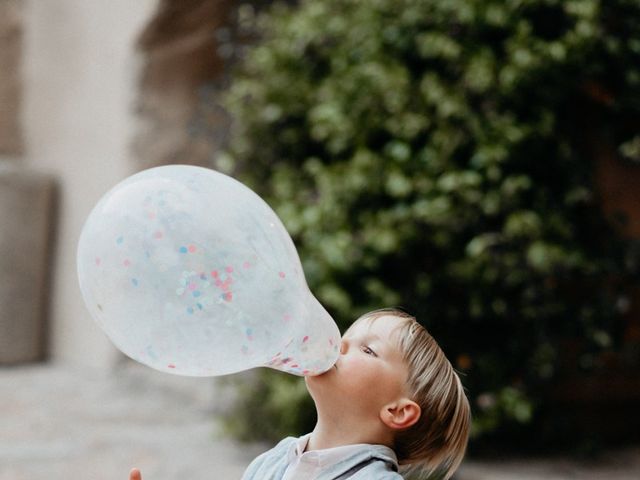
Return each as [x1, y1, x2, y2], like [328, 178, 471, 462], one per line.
[365, 332, 388, 348]
[344, 329, 380, 341]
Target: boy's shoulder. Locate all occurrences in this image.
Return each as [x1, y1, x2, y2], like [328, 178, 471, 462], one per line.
[241, 436, 297, 480]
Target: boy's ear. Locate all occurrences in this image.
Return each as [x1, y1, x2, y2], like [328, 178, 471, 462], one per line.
[380, 398, 421, 431]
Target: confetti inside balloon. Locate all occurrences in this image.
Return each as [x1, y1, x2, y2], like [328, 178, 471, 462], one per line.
[77, 165, 341, 377]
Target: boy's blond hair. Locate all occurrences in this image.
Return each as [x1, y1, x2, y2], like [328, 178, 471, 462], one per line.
[350, 308, 471, 480]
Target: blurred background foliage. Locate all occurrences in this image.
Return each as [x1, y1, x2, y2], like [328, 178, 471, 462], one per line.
[215, 0, 640, 451]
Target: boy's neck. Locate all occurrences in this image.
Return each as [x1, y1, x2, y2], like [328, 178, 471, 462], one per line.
[305, 415, 394, 452]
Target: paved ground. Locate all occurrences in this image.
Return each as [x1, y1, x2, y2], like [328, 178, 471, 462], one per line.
[1, 361, 639, 480]
[0, 361, 264, 480]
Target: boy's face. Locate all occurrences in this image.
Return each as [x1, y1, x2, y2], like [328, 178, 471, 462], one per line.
[306, 315, 410, 421]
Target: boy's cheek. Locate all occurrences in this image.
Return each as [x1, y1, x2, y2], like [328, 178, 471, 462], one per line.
[338, 359, 378, 388]
[342, 355, 367, 370]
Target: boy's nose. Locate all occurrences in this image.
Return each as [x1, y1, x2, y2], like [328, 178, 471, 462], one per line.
[339, 338, 348, 355]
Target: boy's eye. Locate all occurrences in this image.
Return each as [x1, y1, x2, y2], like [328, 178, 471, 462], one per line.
[361, 345, 377, 357]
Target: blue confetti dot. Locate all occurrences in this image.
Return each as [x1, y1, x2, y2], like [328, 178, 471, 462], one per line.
[196, 303, 203, 310]
[116, 236, 124, 245]
[187, 307, 194, 314]
[131, 278, 139, 287]
[146, 345, 158, 360]
[193, 291, 201, 298]
[179, 246, 188, 253]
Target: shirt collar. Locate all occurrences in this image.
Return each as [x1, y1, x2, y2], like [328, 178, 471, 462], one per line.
[287, 433, 312, 463]
[287, 433, 399, 470]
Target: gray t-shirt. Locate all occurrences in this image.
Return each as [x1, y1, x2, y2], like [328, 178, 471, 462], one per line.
[241, 434, 404, 480]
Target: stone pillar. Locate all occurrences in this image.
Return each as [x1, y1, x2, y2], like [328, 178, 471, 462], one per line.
[0, 163, 55, 363]
[21, 0, 158, 368]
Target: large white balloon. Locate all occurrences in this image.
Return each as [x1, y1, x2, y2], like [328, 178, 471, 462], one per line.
[77, 165, 340, 377]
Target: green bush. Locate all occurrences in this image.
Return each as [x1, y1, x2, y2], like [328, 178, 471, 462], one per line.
[217, 0, 640, 447]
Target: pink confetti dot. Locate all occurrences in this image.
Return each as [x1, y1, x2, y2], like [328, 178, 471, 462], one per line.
[188, 244, 197, 253]
[123, 259, 131, 267]
[283, 314, 291, 322]
[226, 265, 234, 273]
[168, 364, 176, 369]
[224, 292, 233, 302]
[153, 231, 163, 239]
[188, 282, 197, 291]
[95, 258, 101, 266]
[278, 271, 286, 278]
[211, 270, 219, 278]
[303, 336, 309, 343]
[243, 261, 251, 269]
[148, 211, 156, 219]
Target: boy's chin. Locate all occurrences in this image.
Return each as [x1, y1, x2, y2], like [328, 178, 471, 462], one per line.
[304, 364, 336, 386]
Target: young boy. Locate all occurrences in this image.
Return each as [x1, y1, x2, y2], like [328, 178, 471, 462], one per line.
[129, 308, 470, 480]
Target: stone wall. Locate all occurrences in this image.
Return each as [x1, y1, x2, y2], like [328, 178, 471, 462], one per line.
[0, 0, 23, 155]
[134, 0, 235, 169]
[0, 0, 58, 365]
[594, 139, 640, 348]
